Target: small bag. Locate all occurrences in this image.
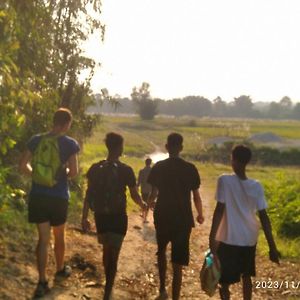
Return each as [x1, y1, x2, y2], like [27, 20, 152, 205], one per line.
[200, 250, 221, 297]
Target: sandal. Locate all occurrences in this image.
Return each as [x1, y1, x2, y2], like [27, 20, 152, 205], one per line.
[33, 281, 50, 298]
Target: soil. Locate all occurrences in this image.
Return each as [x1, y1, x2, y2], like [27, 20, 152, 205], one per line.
[0, 188, 299, 300]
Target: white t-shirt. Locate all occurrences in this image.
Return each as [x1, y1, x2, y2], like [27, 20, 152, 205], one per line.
[215, 174, 267, 246]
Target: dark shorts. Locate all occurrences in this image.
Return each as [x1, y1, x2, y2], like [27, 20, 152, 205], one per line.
[28, 194, 68, 226]
[156, 227, 191, 266]
[217, 242, 256, 284]
[94, 213, 128, 236]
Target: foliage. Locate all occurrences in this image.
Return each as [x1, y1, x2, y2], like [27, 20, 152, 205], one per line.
[93, 91, 300, 120]
[262, 173, 300, 238]
[131, 82, 158, 120]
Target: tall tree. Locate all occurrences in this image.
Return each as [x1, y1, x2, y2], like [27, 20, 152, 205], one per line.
[232, 95, 254, 117]
[131, 82, 158, 120]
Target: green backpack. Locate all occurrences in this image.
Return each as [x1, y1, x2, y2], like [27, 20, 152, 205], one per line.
[32, 134, 62, 187]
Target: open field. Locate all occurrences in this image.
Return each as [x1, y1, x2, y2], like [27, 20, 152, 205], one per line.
[82, 115, 300, 259]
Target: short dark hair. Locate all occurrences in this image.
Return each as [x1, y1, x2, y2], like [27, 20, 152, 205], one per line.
[53, 108, 72, 126]
[167, 133, 183, 148]
[105, 132, 123, 152]
[232, 144, 252, 165]
[145, 158, 152, 165]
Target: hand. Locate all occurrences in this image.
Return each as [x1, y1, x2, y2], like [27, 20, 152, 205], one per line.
[197, 214, 204, 224]
[81, 218, 91, 233]
[269, 248, 281, 265]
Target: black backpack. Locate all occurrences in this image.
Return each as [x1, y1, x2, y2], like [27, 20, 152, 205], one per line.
[87, 160, 125, 214]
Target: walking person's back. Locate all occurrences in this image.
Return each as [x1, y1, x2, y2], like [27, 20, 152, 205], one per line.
[138, 158, 153, 223]
[19, 108, 80, 298]
[209, 144, 280, 300]
[147, 133, 204, 300]
[81, 132, 145, 300]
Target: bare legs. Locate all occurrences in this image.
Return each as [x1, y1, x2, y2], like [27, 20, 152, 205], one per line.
[36, 222, 51, 282]
[172, 263, 182, 300]
[103, 245, 121, 300]
[53, 224, 66, 272]
[157, 246, 183, 300]
[36, 222, 67, 281]
[219, 276, 252, 300]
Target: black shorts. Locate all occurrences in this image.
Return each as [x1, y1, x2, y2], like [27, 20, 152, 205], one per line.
[156, 227, 191, 266]
[217, 242, 256, 284]
[94, 213, 128, 236]
[28, 194, 68, 226]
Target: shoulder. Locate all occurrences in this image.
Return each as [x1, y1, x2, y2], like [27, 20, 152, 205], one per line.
[183, 160, 197, 170]
[27, 134, 44, 152]
[117, 161, 134, 173]
[247, 178, 264, 191]
[59, 135, 80, 152]
[217, 174, 235, 184]
[87, 161, 104, 178]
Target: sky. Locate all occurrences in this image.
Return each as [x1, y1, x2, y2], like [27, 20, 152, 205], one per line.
[83, 0, 300, 102]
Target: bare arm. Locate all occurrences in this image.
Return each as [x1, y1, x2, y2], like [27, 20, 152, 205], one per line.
[258, 209, 280, 264]
[81, 178, 91, 232]
[19, 150, 33, 176]
[148, 186, 158, 209]
[129, 186, 145, 209]
[192, 188, 204, 224]
[66, 153, 78, 178]
[209, 202, 225, 255]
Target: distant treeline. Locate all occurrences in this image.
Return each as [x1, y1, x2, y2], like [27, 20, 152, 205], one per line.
[90, 94, 300, 120]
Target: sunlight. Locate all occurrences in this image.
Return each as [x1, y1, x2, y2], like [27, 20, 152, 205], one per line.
[83, 0, 300, 102]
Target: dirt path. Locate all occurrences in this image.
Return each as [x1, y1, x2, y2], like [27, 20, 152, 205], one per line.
[1, 188, 300, 299]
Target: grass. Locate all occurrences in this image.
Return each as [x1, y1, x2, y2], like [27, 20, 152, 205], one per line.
[77, 115, 300, 259]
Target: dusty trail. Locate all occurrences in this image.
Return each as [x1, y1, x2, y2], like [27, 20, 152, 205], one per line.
[1, 187, 299, 299]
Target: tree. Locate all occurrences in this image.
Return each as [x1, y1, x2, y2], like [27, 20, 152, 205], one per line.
[212, 96, 228, 117]
[292, 103, 300, 120]
[232, 95, 254, 117]
[2, 0, 104, 143]
[0, 1, 104, 209]
[131, 82, 158, 120]
[279, 96, 293, 119]
[267, 101, 281, 119]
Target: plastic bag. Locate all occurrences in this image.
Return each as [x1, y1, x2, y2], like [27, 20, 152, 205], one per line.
[200, 250, 221, 297]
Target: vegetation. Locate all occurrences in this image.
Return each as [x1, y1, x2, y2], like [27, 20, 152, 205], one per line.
[94, 93, 300, 120]
[131, 82, 158, 120]
[0, 0, 104, 215]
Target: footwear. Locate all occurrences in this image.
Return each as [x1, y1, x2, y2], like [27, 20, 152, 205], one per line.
[155, 290, 168, 300]
[33, 281, 50, 298]
[55, 265, 72, 279]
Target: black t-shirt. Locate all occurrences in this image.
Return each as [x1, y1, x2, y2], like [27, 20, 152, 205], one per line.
[86, 160, 136, 235]
[147, 157, 200, 231]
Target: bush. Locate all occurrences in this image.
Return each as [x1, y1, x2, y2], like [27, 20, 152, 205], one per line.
[262, 173, 300, 238]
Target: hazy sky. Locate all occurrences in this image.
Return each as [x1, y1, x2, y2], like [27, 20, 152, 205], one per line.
[84, 0, 300, 102]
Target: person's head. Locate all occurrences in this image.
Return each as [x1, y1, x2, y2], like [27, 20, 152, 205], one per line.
[105, 132, 124, 157]
[166, 133, 183, 156]
[231, 144, 252, 171]
[53, 108, 72, 131]
[145, 158, 152, 166]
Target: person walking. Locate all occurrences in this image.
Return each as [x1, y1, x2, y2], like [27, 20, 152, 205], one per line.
[138, 157, 153, 223]
[147, 133, 204, 300]
[19, 108, 80, 298]
[209, 144, 280, 300]
[81, 132, 145, 300]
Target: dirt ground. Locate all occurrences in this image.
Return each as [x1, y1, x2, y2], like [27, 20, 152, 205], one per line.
[0, 188, 300, 300]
